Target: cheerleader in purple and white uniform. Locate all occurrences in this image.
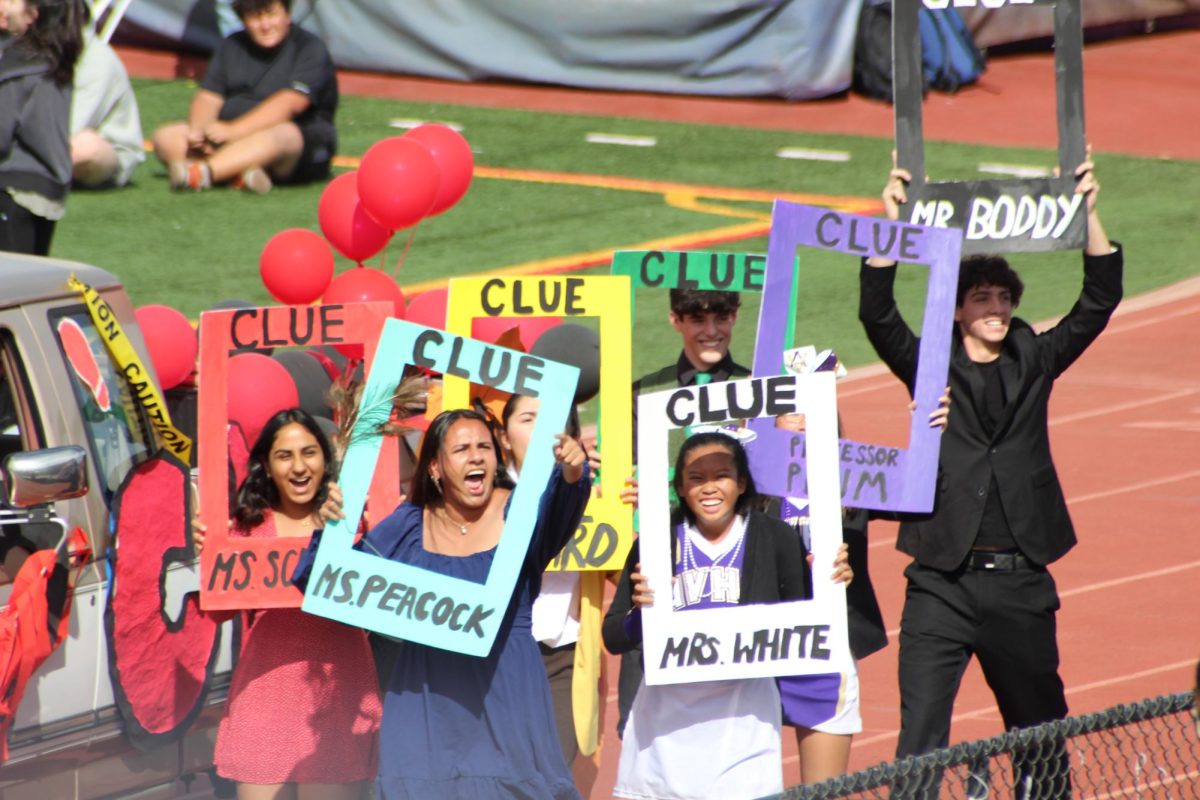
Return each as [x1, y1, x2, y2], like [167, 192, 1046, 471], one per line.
[602, 430, 851, 800]
[772, 466, 863, 785]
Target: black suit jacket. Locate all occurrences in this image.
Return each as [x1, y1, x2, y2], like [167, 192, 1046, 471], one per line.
[858, 246, 1123, 570]
[602, 510, 810, 655]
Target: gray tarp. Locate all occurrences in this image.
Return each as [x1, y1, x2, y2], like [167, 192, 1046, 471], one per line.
[119, 0, 863, 100]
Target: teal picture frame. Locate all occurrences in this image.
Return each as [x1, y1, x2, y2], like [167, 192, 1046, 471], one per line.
[301, 319, 579, 656]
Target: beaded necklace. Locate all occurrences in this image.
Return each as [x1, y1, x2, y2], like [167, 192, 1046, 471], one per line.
[679, 519, 745, 602]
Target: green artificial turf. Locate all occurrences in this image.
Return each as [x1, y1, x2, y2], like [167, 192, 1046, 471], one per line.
[52, 77, 1200, 380]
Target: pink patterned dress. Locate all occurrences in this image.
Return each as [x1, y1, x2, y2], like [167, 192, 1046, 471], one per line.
[214, 511, 381, 784]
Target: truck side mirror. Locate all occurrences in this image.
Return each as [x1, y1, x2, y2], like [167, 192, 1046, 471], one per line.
[2, 445, 89, 508]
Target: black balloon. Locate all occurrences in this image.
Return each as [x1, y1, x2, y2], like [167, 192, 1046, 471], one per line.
[314, 344, 348, 373]
[271, 350, 334, 419]
[313, 415, 340, 448]
[530, 323, 600, 403]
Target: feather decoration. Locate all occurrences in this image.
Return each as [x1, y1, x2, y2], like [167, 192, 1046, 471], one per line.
[327, 367, 428, 458]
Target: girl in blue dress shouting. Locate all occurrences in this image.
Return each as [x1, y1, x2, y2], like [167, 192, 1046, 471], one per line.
[304, 407, 590, 799]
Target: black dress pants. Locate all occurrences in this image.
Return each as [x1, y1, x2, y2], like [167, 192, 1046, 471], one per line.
[540, 641, 579, 767]
[0, 191, 55, 256]
[895, 560, 1069, 799]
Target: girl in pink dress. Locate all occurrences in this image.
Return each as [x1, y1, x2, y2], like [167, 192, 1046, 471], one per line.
[204, 408, 381, 800]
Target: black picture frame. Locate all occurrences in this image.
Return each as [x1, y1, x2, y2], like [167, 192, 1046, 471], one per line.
[893, 0, 1087, 254]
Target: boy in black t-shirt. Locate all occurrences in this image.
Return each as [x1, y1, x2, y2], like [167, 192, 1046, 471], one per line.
[151, 0, 337, 194]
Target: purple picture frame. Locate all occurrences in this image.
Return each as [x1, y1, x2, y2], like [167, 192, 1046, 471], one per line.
[747, 201, 963, 513]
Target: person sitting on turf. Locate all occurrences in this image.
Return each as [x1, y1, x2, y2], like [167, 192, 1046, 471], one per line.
[150, 0, 337, 194]
[70, 33, 144, 189]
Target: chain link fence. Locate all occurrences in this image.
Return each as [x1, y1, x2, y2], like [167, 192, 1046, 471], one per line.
[772, 692, 1198, 799]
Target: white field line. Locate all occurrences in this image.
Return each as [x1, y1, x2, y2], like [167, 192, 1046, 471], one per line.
[1064, 469, 1200, 504]
[585, 133, 657, 147]
[776, 147, 851, 162]
[388, 118, 463, 131]
[1050, 388, 1200, 426]
[977, 162, 1051, 178]
[1085, 767, 1200, 800]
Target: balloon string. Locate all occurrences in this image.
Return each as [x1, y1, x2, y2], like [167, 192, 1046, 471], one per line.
[391, 225, 420, 281]
[376, 236, 388, 271]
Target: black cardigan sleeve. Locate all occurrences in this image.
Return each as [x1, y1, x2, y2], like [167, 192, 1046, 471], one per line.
[736, 510, 811, 604]
[764, 513, 811, 602]
[601, 538, 641, 655]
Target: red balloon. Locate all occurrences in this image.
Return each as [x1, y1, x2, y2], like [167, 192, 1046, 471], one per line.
[357, 138, 440, 231]
[226, 353, 299, 448]
[469, 315, 561, 349]
[134, 305, 197, 391]
[404, 125, 474, 217]
[260, 228, 335, 305]
[323, 267, 406, 318]
[322, 268, 407, 359]
[517, 316, 562, 350]
[318, 171, 393, 263]
[404, 288, 448, 329]
[471, 316, 520, 345]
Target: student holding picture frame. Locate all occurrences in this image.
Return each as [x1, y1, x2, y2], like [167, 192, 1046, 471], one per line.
[303, 406, 591, 799]
[194, 408, 381, 800]
[603, 429, 851, 799]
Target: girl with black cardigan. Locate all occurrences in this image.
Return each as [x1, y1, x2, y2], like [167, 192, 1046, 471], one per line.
[604, 430, 851, 800]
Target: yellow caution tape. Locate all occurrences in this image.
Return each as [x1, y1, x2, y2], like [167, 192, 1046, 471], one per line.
[67, 277, 193, 465]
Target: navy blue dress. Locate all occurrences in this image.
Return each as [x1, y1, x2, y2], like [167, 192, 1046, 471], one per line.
[361, 466, 589, 800]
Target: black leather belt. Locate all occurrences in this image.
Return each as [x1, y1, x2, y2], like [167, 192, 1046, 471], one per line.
[965, 550, 1031, 571]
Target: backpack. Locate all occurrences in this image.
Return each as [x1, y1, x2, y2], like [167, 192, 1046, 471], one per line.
[919, 5, 986, 93]
[852, 1, 985, 101]
[851, 0, 896, 102]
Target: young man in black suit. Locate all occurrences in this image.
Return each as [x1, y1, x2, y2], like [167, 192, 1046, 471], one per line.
[858, 153, 1121, 797]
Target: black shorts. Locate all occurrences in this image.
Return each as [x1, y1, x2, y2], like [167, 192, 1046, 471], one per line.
[281, 117, 336, 185]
